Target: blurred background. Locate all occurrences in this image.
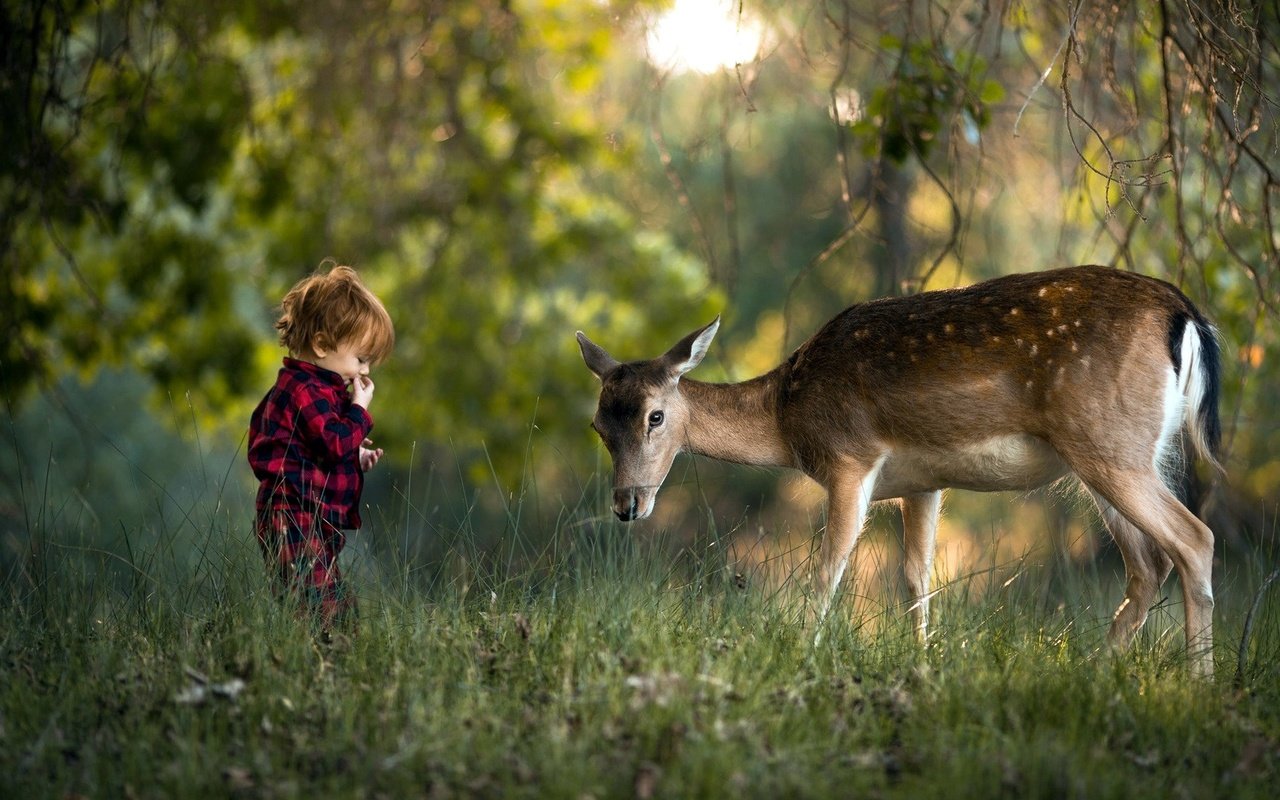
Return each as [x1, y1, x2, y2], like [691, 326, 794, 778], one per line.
[3, 0, 1277, 599]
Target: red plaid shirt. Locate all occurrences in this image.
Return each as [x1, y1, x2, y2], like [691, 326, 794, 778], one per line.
[248, 358, 373, 529]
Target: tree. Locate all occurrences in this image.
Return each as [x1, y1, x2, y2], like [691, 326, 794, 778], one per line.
[1, 0, 720, 488]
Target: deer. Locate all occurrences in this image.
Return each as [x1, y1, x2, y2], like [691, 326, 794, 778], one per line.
[577, 265, 1222, 676]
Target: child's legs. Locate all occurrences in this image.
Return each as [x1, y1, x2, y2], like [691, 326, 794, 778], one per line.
[255, 509, 356, 629]
[309, 525, 357, 630]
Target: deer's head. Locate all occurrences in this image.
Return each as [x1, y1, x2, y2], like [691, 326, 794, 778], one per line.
[577, 319, 719, 521]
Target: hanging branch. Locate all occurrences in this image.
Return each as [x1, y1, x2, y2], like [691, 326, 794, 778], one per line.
[1156, 0, 1279, 317]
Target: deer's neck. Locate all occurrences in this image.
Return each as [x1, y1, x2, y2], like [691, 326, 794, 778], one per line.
[680, 374, 793, 468]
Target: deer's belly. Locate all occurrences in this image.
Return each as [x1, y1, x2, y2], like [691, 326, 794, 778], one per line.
[874, 434, 1069, 497]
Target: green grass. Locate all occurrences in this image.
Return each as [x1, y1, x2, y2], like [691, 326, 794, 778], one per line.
[3, 506, 1279, 799]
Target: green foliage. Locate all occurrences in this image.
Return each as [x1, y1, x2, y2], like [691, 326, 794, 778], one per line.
[2, 0, 718, 486]
[851, 37, 1004, 164]
[4, 0, 1279, 531]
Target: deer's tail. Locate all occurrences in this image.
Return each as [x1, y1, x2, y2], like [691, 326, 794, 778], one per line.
[1170, 309, 1223, 475]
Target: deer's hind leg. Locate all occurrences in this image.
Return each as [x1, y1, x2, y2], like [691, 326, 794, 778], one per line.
[1079, 468, 1214, 676]
[901, 491, 942, 643]
[1089, 489, 1174, 651]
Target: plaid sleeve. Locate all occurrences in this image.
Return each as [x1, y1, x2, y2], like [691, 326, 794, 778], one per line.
[293, 383, 373, 467]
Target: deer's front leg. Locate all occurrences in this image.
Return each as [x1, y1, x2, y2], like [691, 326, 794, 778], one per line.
[901, 491, 943, 643]
[811, 456, 886, 637]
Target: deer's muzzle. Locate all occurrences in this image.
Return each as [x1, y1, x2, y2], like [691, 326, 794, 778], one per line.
[612, 486, 654, 521]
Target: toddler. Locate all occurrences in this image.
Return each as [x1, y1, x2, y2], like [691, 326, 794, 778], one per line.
[248, 262, 395, 630]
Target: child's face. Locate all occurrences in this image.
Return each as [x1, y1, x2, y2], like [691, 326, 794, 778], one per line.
[309, 338, 373, 387]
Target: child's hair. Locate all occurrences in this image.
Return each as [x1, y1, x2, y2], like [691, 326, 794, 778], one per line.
[276, 260, 395, 364]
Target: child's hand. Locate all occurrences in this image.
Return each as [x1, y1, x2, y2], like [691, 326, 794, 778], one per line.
[359, 439, 383, 472]
[351, 375, 375, 409]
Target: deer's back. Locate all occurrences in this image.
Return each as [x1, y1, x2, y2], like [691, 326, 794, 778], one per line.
[774, 266, 1198, 469]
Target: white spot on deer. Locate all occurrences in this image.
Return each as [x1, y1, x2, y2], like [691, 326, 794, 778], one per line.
[1009, 308, 1021, 317]
[943, 323, 955, 334]
[1038, 287, 1048, 297]
[1029, 343, 1039, 356]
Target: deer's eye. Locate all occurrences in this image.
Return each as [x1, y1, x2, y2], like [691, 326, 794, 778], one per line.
[648, 410, 665, 429]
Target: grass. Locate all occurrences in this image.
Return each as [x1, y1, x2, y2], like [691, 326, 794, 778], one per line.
[2, 491, 1279, 800]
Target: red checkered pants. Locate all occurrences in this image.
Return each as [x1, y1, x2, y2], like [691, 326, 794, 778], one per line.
[254, 508, 356, 630]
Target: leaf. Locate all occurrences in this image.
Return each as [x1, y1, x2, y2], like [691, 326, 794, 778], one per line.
[173, 684, 209, 706]
[981, 78, 1006, 104]
[173, 678, 245, 706]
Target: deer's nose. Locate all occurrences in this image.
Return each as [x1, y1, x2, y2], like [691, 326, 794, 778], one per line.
[613, 488, 640, 521]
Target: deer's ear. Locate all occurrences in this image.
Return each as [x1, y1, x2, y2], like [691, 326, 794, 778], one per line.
[577, 331, 619, 380]
[663, 317, 720, 378]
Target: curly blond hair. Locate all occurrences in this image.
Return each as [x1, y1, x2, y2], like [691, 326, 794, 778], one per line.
[275, 260, 395, 364]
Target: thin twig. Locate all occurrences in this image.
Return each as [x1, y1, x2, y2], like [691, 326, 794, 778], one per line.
[1013, 0, 1081, 137]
